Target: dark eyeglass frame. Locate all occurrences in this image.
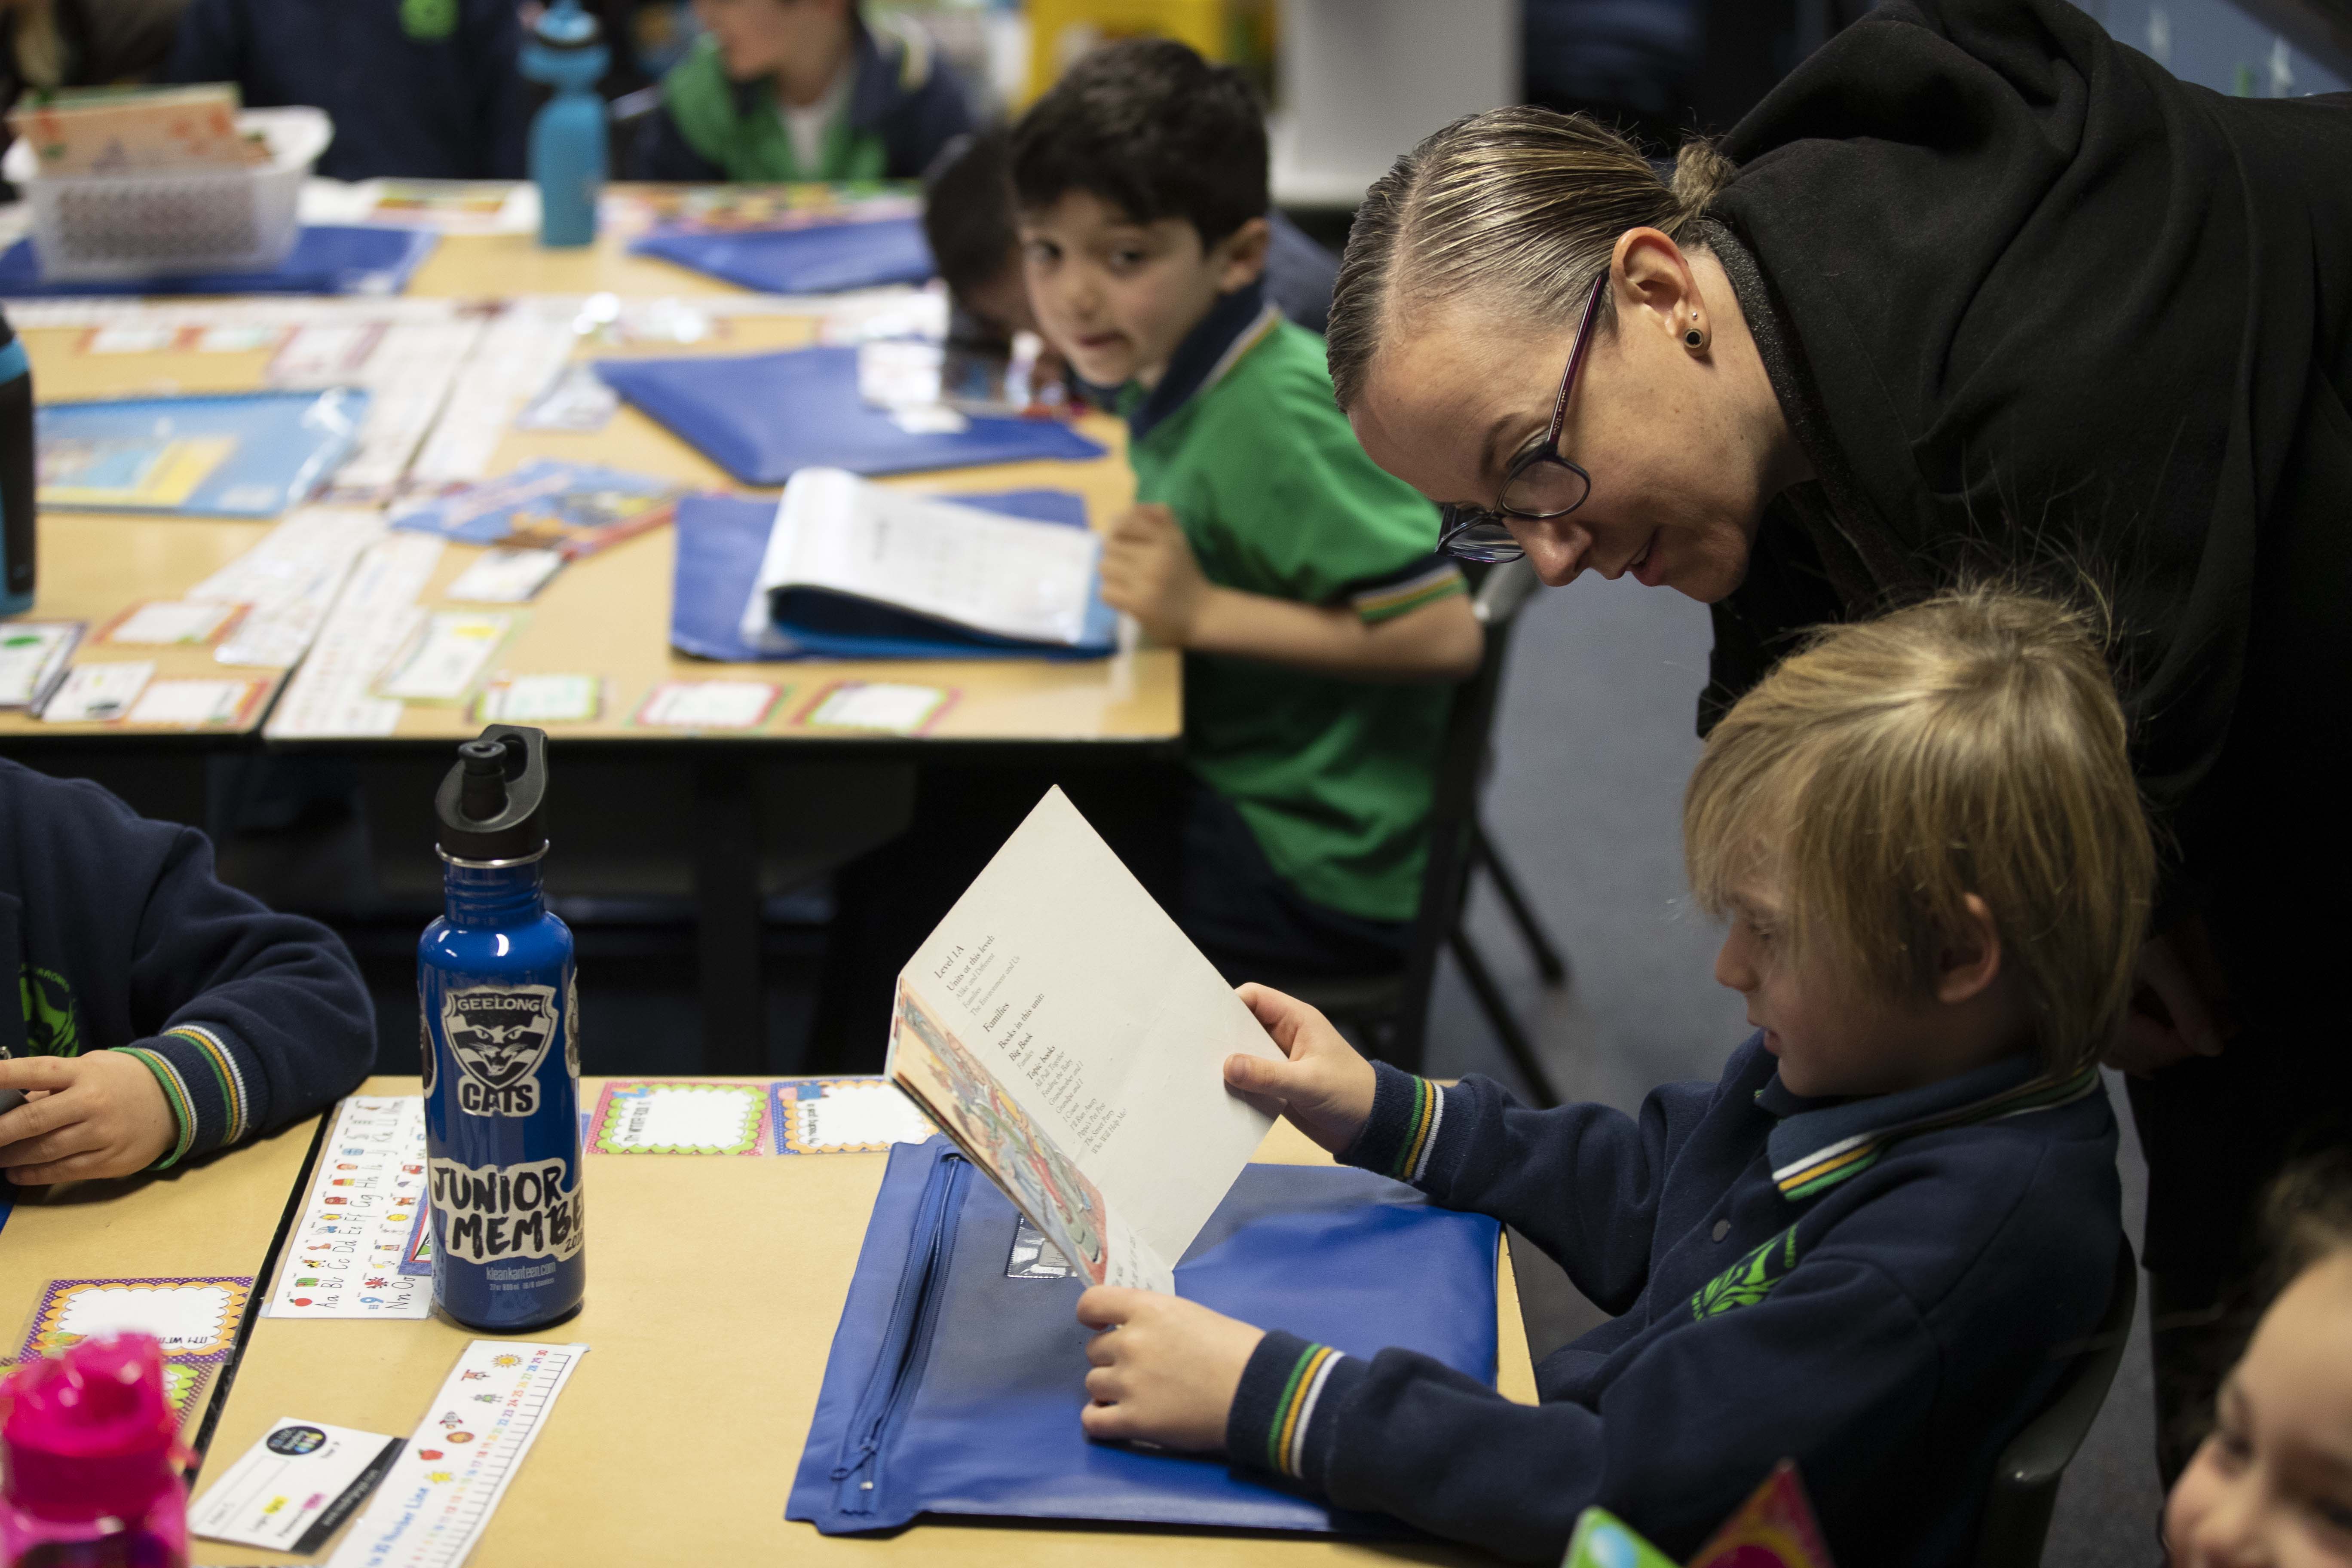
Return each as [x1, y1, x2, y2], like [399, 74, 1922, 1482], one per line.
[1435, 272, 1607, 564]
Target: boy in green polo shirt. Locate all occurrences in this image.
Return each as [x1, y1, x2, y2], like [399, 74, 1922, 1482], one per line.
[635, 0, 971, 183]
[1009, 40, 1482, 981]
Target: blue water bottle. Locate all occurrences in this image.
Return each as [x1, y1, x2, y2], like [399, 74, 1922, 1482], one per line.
[420, 725, 586, 1331]
[521, 0, 609, 248]
[1, 305, 34, 617]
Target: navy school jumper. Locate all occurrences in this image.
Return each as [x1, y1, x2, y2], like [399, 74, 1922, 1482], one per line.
[0, 760, 373, 1167]
[1225, 1039, 2122, 1565]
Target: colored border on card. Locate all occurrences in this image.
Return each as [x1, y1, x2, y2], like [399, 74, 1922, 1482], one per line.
[770, 1076, 937, 1155]
[789, 680, 958, 736]
[472, 674, 604, 726]
[629, 680, 784, 732]
[588, 1080, 770, 1154]
[18, 1277, 254, 1363]
[132, 675, 272, 729]
[94, 600, 249, 649]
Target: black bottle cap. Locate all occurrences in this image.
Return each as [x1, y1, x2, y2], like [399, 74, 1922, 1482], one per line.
[435, 725, 550, 861]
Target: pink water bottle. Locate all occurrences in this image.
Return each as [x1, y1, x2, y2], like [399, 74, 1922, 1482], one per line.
[0, 1334, 189, 1568]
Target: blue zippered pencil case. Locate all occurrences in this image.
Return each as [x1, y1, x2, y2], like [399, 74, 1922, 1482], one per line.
[788, 1136, 1501, 1537]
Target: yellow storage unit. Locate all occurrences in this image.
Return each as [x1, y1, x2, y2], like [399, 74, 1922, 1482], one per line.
[1023, 0, 1275, 105]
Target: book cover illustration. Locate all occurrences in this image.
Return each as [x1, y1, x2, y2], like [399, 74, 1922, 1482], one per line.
[392, 459, 686, 560]
[890, 980, 1112, 1286]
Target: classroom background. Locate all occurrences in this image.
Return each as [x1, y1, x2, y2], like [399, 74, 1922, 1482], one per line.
[1, 1, 2345, 1564]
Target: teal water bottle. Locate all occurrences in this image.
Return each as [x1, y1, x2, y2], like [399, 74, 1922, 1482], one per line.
[522, 0, 610, 248]
[0, 305, 34, 617]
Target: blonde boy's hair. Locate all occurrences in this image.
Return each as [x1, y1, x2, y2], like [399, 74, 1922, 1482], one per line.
[1683, 589, 2154, 1077]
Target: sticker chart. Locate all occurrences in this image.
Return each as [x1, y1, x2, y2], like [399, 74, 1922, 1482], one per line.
[772, 1078, 936, 1155]
[588, 1081, 769, 1154]
[15, 1276, 252, 1430]
[192, 1418, 405, 1554]
[580, 1078, 934, 1156]
[325, 1340, 589, 1568]
[269, 1096, 432, 1320]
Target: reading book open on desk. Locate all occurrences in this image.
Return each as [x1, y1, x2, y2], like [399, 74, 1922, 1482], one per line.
[737, 468, 1116, 660]
[787, 789, 1503, 1537]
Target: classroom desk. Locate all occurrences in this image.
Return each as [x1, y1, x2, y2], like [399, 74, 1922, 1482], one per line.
[2, 202, 1184, 1060]
[194, 1077, 1535, 1567]
[0, 1107, 325, 1452]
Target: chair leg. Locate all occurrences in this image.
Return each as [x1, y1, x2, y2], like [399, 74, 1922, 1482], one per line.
[1473, 821, 1569, 986]
[1450, 930, 1562, 1109]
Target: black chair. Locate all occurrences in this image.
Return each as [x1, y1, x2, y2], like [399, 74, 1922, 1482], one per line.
[1974, 1236, 2140, 1568]
[1276, 560, 1568, 1106]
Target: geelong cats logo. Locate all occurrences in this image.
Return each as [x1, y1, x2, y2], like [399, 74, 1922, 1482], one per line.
[441, 985, 558, 1116]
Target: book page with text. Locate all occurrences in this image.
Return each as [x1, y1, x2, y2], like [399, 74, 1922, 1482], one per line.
[886, 788, 1283, 1293]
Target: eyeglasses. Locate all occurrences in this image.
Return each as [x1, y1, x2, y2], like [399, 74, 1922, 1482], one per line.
[1435, 273, 1605, 564]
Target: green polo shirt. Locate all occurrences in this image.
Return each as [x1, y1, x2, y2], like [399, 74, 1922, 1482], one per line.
[1127, 314, 1465, 923]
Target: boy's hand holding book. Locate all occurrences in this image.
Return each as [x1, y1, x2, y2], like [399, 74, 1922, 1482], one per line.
[1222, 985, 1378, 1156]
[1099, 502, 1211, 644]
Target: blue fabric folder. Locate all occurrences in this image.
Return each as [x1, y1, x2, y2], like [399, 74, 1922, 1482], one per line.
[630, 216, 933, 294]
[671, 489, 1115, 661]
[0, 226, 437, 297]
[593, 346, 1105, 485]
[788, 1139, 1500, 1536]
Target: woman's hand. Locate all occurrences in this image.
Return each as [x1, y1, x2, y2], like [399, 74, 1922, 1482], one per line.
[1099, 503, 1211, 645]
[1224, 984, 1378, 1155]
[0, 1052, 178, 1183]
[1077, 1286, 1264, 1452]
[2105, 919, 2236, 1078]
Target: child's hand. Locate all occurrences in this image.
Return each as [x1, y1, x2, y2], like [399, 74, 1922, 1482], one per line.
[0, 1052, 177, 1184]
[1077, 1286, 1264, 1452]
[1224, 984, 1378, 1155]
[1100, 503, 1211, 645]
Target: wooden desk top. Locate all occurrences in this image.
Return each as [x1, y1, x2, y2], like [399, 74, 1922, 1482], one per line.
[1, 209, 1180, 748]
[191, 1076, 1533, 1567]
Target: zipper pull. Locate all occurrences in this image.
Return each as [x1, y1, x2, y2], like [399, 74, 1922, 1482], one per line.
[832, 1440, 881, 1512]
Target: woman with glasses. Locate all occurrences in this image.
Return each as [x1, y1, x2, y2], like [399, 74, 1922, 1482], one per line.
[1323, 0, 2351, 1503]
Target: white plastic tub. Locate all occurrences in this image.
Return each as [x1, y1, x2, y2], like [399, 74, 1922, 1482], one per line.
[1, 106, 334, 282]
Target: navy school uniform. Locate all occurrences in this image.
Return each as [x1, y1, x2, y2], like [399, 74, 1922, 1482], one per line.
[165, 0, 527, 181]
[1225, 1039, 2122, 1564]
[0, 760, 374, 1167]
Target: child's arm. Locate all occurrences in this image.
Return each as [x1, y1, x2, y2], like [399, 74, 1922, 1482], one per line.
[0, 814, 372, 1183]
[1099, 503, 1482, 683]
[1228, 986, 1705, 1315]
[1076, 1248, 1945, 1564]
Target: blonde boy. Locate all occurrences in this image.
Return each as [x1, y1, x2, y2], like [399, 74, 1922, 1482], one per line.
[1075, 591, 2154, 1565]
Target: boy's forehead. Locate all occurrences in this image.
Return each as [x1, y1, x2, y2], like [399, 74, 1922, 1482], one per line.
[1016, 189, 1169, 240]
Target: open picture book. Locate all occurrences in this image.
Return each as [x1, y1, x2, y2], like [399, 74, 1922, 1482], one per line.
[884, 787, 1285, 1293]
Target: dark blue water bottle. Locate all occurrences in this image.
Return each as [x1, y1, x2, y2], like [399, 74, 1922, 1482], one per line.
[1, 305, 35, 617]
[420, 725, 586, 1331]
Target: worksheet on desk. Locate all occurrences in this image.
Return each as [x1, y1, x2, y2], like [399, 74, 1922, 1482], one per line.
[749, 467, 1101, 648]
[886, 787, 1282, 1295]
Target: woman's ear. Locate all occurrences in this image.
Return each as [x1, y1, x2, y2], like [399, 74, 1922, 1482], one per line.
[1213, 216, 1273, 294]
[1934, 893, 2005, 1006]
[1613, 227, 1707, 352]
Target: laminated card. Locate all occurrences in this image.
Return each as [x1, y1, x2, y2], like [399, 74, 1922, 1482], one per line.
[885, 787, 1283, 1294]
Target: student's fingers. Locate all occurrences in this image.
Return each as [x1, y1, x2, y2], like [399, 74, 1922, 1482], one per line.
[0, 1075, 90, 1151]
[1079, 1398, 1136, 1442]
[4, 1146, 126, 1186]
[0, 1114, 104, 1172]
[1084, 1365, 1124, 1402]
[0, 1056, 82, 1093]
[1222, 1052, 1292, 1098]
[1075, 1285, 1143, 1331]
[1234, 983, 1312, 1052]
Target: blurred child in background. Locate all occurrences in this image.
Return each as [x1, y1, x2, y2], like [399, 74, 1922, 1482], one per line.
[635, 0, 968, 181]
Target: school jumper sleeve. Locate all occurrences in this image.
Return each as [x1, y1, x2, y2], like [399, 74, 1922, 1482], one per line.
[116, 823, 376, 1165]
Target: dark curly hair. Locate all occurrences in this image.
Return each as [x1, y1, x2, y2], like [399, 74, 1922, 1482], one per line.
[1009, 37, 1267, 249]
